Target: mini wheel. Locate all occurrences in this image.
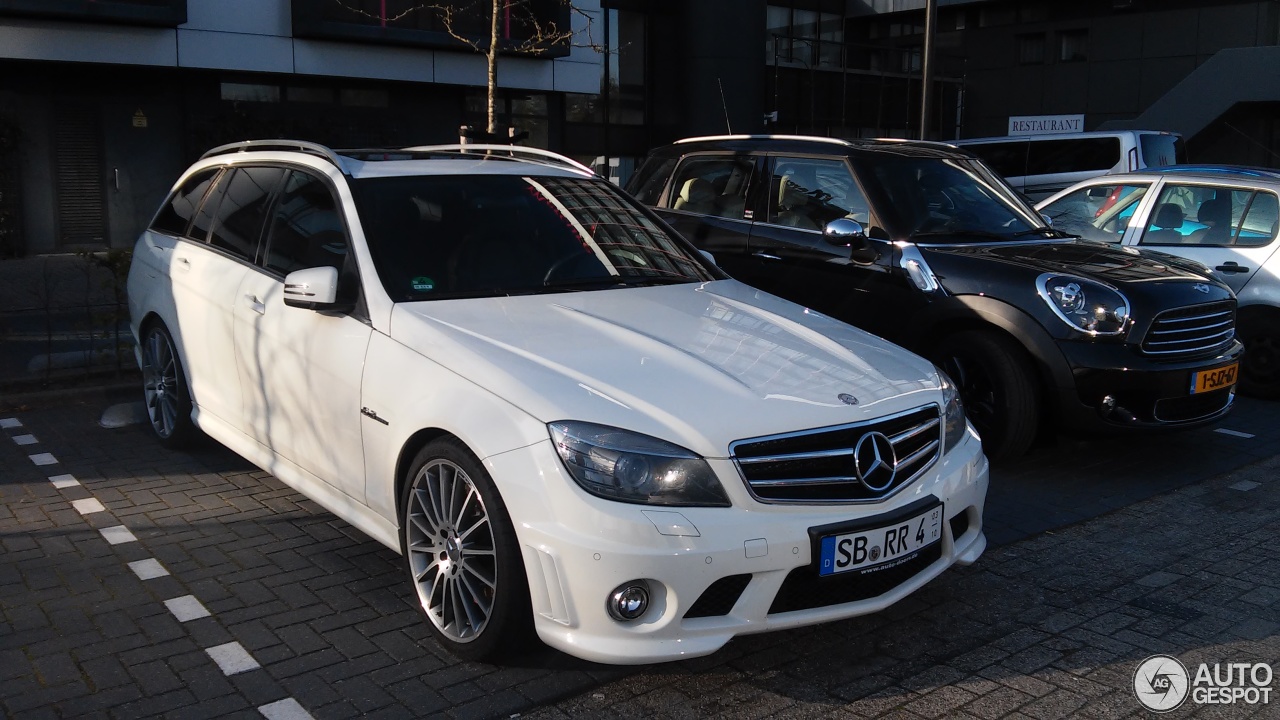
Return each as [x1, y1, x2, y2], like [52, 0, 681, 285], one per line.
[933, 330, 1040, 461]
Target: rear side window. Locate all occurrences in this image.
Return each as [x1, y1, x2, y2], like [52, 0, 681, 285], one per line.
[151, 168, 220, 237]
[264, 171, 347, 275]
[627, 156, 677, 206]
[209, 167, 286, 262]
[1139, 134, 1183, 168]
[962, 142, 1027, 178]
[1025, 138, 1119, 175]
[664, 155, 754, 220]
[189, 168, 230, 243]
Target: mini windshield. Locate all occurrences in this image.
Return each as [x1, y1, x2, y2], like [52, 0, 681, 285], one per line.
[353, 174, 717, 301]
[865, 156, 1053, 243]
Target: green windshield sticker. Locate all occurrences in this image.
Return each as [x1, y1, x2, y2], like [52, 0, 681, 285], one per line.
[411, 276, 435, 292]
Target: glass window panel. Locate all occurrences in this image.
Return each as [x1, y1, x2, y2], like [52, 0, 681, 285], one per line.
[769, 156, 869, 229]
[1039, 183, 1149, 242]
[209, 167, 285, 262]
[151, 168, 220, 237]
[220, 83, 280, 103]
[666, 155, 755, 221]
[1239, 191, 1280, 246]
[264, 171, 348, 275]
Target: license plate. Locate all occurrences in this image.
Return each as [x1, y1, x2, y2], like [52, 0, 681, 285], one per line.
[818, 505, 943, 577]
[1190, 363, 1238, 394]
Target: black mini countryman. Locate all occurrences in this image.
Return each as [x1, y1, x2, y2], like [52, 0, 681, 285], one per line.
[628, 135, 1244, 460]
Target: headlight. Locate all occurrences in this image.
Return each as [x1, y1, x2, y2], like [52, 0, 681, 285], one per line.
[548, 421, 731, 507]
[937, 368, 967, 452]
[1035, 273, 1130, 336]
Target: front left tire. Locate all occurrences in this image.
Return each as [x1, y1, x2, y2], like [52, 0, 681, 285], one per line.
[401, 438, 533, 662]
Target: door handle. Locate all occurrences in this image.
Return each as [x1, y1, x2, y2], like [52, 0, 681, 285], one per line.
[752, 251, 782, 261]
[245, 294, 266, 315]
[174, 256, 191, 272]
[1215, 262, 1250, 274]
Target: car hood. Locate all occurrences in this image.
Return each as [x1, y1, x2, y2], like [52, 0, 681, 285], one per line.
[389, 280, 940, 458]
[919, 239, 1234, 305]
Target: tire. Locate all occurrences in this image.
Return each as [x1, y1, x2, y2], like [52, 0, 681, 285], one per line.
[401, 438, 533, 662]
[932, 330, 1040, 462]
[139, 321, 198, 449]
[1238, 313, 1280, 400]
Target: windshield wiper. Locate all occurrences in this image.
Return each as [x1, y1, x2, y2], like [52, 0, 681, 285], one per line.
[1011, 226, 1074, 239]
[538, 275, 694, 291]
[913, 229, 1014, 242]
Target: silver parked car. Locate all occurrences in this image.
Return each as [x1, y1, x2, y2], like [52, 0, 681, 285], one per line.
[1038, 166, 1280, 398]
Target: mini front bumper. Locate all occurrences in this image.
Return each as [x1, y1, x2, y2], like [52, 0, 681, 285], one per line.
[1052, 339, 1244, 430]
[483, 427, 989, 665]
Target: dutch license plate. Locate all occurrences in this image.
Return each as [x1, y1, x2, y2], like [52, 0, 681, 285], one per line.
[1191, 363, 1238, 394]
[818, 505, 943, 577]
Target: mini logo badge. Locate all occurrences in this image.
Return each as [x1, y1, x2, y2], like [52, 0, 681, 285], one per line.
[838, 393, 859, 406]
[1193, 283, 1211, 294]
[1134, 654, 1190, 713]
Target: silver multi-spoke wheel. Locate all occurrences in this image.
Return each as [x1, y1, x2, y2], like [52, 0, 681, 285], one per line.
[405, 458, 498, 644]
[141, 327, 181, 439]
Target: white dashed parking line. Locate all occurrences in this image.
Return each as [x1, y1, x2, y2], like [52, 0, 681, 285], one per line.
[128, 558, 170, 580]
[28, 452, 58, 466]
[258, 698, 316, 720]
[99, 525, 138, 545]
[164, 595, 212, 622]
[13, 434, 37, 445]
[1230, 480, 1261, 492]
[205, 642, 262, 676]
[72, 498, 106, 515]
[48, 474, 80, 488]
[0, 417, 21, 428]
[1215, 428, 1256, 438]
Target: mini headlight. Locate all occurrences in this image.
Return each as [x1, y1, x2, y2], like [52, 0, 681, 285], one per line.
[548, 422, 731, 507]
[937, 368, 967, 453]
[1035, 273, 1130, 336]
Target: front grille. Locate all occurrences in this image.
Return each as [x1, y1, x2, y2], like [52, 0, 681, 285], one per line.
[1141, 300, 1236, 360]
[1154, 387, 1233, 423]
[684, 575, 752, 619]
[768, 542, 942, 614]
[730, 405, 940, 503]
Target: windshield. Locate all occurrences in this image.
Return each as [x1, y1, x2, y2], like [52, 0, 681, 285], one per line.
[352, 174, 717, 301]
[865, 156, 1050, 243]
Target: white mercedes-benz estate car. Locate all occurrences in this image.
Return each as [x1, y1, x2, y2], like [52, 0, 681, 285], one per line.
[127, 140, 989, 665]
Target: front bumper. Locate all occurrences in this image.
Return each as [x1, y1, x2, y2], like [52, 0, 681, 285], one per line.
[484, 427, 988, 665]
[1052, 339, 1244, 430]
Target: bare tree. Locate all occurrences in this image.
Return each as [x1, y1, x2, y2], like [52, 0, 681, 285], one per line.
[331, 0, 597, 140]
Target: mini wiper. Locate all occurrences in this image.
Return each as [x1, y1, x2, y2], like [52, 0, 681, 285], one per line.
[913, 229, 1013, 242]
[1011, 226, 1074, 239]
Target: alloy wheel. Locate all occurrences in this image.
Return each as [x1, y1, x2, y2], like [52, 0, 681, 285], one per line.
[141, 328, 180, 439]
[405, 459, 498, 644]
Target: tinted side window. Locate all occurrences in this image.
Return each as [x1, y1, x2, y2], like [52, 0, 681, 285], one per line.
[628, 156, 677, 206]
[189, 168, 230, 243]
[1139, 134, 1182, 168]
[209, 167, 285, 262]
[263, 171, 347, 275]
[768, 156, 868, 230]
[151, 168, 220, 237]
[664, 155, 754, 220]
[962, 142, 1027, 177]
[1025, 138, 1120, 174]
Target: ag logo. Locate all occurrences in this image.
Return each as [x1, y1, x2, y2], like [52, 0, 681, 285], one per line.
[1134, 654, 1190, 712]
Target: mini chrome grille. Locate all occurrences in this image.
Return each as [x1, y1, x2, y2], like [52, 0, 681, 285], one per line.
[730, 404, 941, 503]
[1141, 300, 1236, 359]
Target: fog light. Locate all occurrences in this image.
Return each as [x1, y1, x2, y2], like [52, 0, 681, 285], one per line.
[607, 581, 650, 622]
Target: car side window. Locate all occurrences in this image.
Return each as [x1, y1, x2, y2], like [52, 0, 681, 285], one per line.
[209, 167, 286, 262]
[151, 168, 220, 237]
[767, 157, 868, 231]
[188, 168, 230, 243]
[663, 155, 753, 220]
[1040, 183, 1148, 242]
[263, 171, 348, 276]
[1234, 191, 1278, 247]
[1138, 184, 1256, 247]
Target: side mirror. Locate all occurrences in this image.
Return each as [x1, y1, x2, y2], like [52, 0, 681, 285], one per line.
[698, 249, 717, 266]
[823, 218, 877, 263]
[283, 266, 340, 310]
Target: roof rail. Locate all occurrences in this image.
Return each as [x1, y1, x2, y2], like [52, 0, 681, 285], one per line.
[674, 134, 859, 148]
[400, 144, 597, 175]
[200, 140, 350, 173]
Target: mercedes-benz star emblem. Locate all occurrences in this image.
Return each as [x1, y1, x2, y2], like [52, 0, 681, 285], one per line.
[838, 393, 859, 406]
[853, 431, 897, 492]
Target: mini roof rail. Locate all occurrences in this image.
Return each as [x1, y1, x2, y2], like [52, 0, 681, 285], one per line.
[200, 140, 350, 173]
[401, 144, 597, 175]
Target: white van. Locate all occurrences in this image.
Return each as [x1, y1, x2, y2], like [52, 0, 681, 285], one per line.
[953, 130, 1183, 201]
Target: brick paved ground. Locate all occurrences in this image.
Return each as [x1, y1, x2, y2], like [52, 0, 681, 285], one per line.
[2, 389, 1278, 719]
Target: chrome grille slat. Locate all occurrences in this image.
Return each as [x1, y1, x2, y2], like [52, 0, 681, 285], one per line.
[730, 404, 942, 504]
[1140, 300, 1236, 360]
